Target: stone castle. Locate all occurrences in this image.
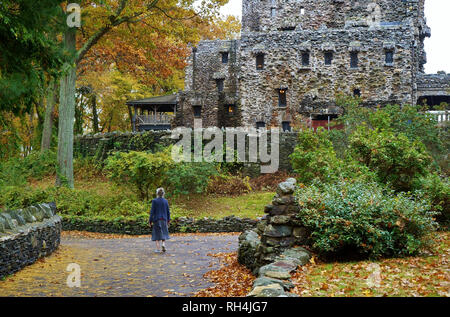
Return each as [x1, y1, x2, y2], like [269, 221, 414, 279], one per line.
[127, 0, 450, 131]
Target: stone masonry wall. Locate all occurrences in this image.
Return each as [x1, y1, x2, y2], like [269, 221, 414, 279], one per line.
[238, 178, 311, 271]
[0, 204, 61, 278]
[74, 130, 299, 176]
[239, 26, 416, 127]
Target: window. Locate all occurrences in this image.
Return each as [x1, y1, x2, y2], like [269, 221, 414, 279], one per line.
[385, 50, 394, 65]
[301, 52, 310, 66]
[282, 121, 291, 132]
[193, 106, 202, 118]
[256, 121, 266, 129]
[300, 7, 305, 15]
[221, 52, 229, 64]
[227, 104, 236, 115]
[256, 53, 265, 70]
[353, 89, 361, 97]
[350, 52, 358, 68]
[278, 89, 287, 107]
[271, 8, 276, 17]
[324, 52, 333, 65]
[216, 79, 224, 92]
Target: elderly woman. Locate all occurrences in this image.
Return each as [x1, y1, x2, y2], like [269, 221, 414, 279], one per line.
[149, 188, 171, 253]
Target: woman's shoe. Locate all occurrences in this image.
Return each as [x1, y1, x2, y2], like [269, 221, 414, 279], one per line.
[162, 246, 166, 253]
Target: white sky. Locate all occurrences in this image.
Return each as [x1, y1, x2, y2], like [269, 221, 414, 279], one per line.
[220, 0, 450, 74]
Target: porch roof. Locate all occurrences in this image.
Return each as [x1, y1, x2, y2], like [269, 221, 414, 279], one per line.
[126, 94, 177, 106]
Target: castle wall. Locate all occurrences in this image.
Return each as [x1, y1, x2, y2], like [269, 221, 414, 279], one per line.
[178, 40, 241, 128]
[239, 26, 416, 126]
[242, 0, 425, 33]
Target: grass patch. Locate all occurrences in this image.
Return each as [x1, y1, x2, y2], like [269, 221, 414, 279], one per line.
[291, 232, 450, 297]
[26, 175, 271, 220]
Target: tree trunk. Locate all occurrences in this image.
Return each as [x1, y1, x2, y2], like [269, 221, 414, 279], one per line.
[91, 94, 99, 134]
[41, 81, 57, 152]
[56, 28, 77, 188]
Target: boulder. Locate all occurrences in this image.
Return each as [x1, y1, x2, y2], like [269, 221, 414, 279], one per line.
[276, 178, 296, 195]
[253, 276, 295, 290]
[278, 247, 311, 266]
[0, 214, 17, 230]
[22, 208, 36, 223]
[237, 230, 261, 270]
[38, 204, 54, 218]
[270, 215, 290, 225]
[292, 227, 309, 243]
[263, 224, 292, 238]
[6, 210, 26, 226]
[29, 206, 44, 222]
[248, 283, 286, 297]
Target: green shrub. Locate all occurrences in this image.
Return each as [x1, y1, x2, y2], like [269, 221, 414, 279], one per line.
[290, 129, 342, 185]
[104, 149, 174, 200]
[0, 185, 49, 209]
[165, 162, 218, 196]
[295, 181, 438, 259]
[0, 150, 56, 186]
[349, 126, 432, 192]
[413, 174, 450, 227]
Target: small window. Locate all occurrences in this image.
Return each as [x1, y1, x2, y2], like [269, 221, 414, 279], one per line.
[278, 89, 287, 107]
[256, 53, 265, 70]
[353, 89, 361, 97]
[282, 121, 291, 132]
[256, 121, 266, 129]
[271, 8, 276, 17]
[221, 52, 229, 64]
[227, 104, 236, 115]
[216, 79, 224, 92]
[350, 52, 358, 68]
[324, 52, 333, 65]
[301, 52, 310, 66]
[300, 7, 305, 15]
[193, 106, 202, 118]
[385, 50, 394, 64]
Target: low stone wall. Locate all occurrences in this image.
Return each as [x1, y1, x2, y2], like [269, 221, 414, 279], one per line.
[62, 215, 257, 235]
[0, 204, 61, 279]
[238, 178, 312, 297]
[73, 130, 298, 176]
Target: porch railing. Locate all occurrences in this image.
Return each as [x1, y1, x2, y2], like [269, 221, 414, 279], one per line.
[136, 114, 173, 125]
[427, 110, 449, 123]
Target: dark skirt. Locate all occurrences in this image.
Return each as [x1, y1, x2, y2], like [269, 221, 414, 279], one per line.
[152, 219, 170, 241]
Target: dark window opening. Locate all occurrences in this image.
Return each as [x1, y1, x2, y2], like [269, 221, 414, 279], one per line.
[324, 52, 333, 65]
[221, 52, 229, 64]
[385, 50, 394, 64]
[226, 104, 236, 115]
[282, 121, 291, 132]
[216, 79, 224, 92]
[353, 89, 361, 97]
[278, 89, 287, 107]
[302, 52, 310, 66]
[256, 54, 265, 70]
[256, 121, 266, 129]
[193, 106, 202, 118]
[350, 52, 358, 68]
[271, 8, 276, 17]
[280, 26, 296, 31]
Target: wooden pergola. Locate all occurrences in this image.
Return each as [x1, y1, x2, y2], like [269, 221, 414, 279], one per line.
[126, 94, 177, 132]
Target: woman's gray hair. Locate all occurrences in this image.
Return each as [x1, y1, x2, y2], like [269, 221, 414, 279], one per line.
[156, 188, 165, 197]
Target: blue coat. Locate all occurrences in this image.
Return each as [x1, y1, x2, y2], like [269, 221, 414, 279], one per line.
[149, 197, 171, 223]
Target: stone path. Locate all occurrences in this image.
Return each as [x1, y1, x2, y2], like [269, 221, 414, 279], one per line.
[0, 234, 238, 297]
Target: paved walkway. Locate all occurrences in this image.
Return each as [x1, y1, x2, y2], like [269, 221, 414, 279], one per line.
[0, 234, 238, 297]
